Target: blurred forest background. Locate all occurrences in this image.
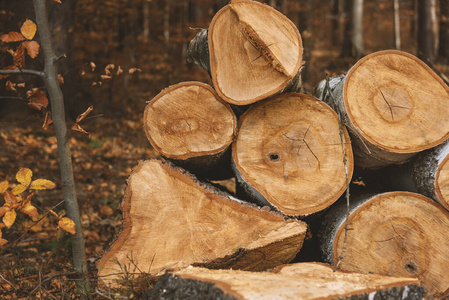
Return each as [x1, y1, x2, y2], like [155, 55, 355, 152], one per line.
[1, 0, 449, 297]
[1, 0, 449, 121]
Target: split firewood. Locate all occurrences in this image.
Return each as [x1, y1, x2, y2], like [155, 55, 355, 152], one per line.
[315, 50, 449, 169]
[319, 191, 449, 297]
[188, 0, 303, 105]
[232, 93, 353, 216]
[145, 263, 425, 299]
[412, 139, 449, 211]
[143, 81, 236, 179]
[97, 159, 307, 287]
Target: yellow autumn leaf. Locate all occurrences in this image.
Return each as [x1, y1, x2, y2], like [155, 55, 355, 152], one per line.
[16, 168, 32, 187]
[0, 206, 10, 217]
[3, 210, 16, 228]
[0, 181, 8, 194]
[12, 184, 27, 195]
[30, 179, 56, 190]
[20, 19, 37, 40]
[21, 203, 39, 218]
[58, 217, 76, 235]
[0, 229, 7, 246]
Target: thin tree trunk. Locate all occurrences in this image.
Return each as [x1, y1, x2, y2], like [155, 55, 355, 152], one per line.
[33, 0, 90, 296]
[143, 0, 150, 41]
[439, 0, 449, 61]
[417, 0, 437, 62]
[394, 0, 401, 50]
[164, 0, 170, 46]
[351, 0, 364, 57]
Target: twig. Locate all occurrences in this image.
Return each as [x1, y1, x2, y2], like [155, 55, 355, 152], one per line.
[0, 273, 18, 291]
[0, 68, 45, 78]
[26, 271, 78, 299]
[323, 74, 351, 272]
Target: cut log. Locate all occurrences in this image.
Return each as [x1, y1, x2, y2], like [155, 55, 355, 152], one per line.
[232, 93, 353, 216]
[143, 82, 236, 179]
[319, 191, 449, 297]
[97, 159, 307, 287]
[412, 139, 449, 211]
[314, 50, 449, 169]
[187, 0, 303, 105]
[145, 263, 425, 299]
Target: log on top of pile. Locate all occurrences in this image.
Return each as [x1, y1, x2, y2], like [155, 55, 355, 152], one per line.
[145, 263, 425, 300]
[188, 0, 303, 105]
[315, 50, 449, 169]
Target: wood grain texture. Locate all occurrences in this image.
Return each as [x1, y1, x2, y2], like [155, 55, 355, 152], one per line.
[320, 191, 449, 297]
[97, 160, 307, 287]
[208, 0, 303, 104]
[233, 93, 353, 216]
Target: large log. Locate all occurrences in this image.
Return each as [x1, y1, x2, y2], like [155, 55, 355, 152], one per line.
[145, 263, 425, 299]
[319, 191, 449, 297]
[187, 0, 303, 105]
[143, 82, 236, 179]
[412, 139, 449, 211]
[97, 159, 307, 287]
[232, 93, 353, 216]
[314, 50, 449, 169]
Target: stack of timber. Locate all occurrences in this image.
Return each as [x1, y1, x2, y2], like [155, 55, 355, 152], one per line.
[97, 0, 449, 298]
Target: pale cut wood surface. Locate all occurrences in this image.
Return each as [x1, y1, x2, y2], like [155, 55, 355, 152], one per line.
[344, 50, 449, 153]
[233, 93, 353, 216]
[97, 160, 307, 287]
[143, 82, 235, 159]
[328, 192, 449, 297]
[147, 264, 423, 300]
[208, 0, 302, 104]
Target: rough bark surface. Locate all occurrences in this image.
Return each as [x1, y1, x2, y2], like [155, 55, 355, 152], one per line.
[145, 264, 425, 300]
[233, 93, 353, 216]
[412, 139, 449, 211]
[143, 81, 236, 179]
[97, 159, 307, 287]
[319, 191, 449, 297]
[315, 50, 449, 169]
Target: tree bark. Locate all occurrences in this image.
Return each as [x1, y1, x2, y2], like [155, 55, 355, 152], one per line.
[232, 93, 353, 216]
[394, 0, 401, 50]
[97, 159, 307, 287]
[33, 0, 90, 296]
[319, 191, 449, 298]
[187, 0, 303, 105]
[145, 263, 425, 300]
[417, 0, 437, 63]
[143, 82, 236, 179]
[341, 0, 364, 58]
[412, 139, 449, 211]
[314, 50, 449, 169]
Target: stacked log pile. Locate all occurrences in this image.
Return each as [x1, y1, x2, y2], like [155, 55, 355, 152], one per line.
[97, 0, 449, 298]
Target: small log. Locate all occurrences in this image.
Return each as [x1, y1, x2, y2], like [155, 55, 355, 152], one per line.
[412, 139, 449, 211]
[145, 263, 425, 299]
[232, 93, 353, 216]
[188, 0, 303, 105]
[315, 50, 449, 169]
[97, 159, 307, 287]
[319, 191, 449, 297]
[143, 82, 236, 179]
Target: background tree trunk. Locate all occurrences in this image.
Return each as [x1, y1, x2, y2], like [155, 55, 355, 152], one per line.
[439, 0, 449, 61]
[394, 0, 401, 50]
[341, 0, 364, 58]
[417, 0, 437, 63]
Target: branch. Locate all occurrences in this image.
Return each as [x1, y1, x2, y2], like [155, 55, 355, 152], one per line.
[0, 68, 45, 78]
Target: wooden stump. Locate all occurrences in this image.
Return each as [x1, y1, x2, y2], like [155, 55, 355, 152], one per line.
[97, 160, 307, 287]
[315, 50, 449, 169]
[145, 263, 424, 299]
[412, 139, 449, 211]
[319, 191, 449, 297]
[232, 93, 353, 216]
[188, 0, 303, 105]
[143, 82, 236, 179]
